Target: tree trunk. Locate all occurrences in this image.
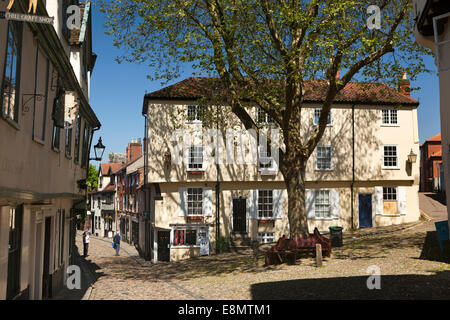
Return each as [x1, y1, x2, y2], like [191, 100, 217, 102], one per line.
[283, 158, 309, 238]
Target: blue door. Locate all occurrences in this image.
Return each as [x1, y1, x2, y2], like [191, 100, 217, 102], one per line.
[359, 194, 372, 228]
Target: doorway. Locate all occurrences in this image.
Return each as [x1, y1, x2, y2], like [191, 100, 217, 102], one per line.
[6, 205, 23, 300]
[157, 231, 170, 262]
[42, 217, 52, 298]
[232, 197, 247, 233]
[358, 194, 373, 228]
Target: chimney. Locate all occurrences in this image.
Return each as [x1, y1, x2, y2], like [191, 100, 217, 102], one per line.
[126, 138, 143, 163]
[399, 72, 410, 97]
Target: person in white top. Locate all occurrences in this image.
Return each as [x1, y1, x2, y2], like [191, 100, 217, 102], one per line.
[83, 231, 90, 257]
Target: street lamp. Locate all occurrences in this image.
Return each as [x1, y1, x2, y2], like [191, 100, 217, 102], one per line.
[407, 149, 417, 163]
[90, 137, 106, 161]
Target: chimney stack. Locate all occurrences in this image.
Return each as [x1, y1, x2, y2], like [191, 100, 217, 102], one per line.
[126, 138, 143, 163]
[399, 72, 410, 97]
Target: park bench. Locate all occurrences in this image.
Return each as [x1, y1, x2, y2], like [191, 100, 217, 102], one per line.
[264, 228, 332, 265]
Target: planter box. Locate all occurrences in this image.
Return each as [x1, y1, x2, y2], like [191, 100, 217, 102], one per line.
[258, 219, 275, 226]
[187, 216, 203, 222]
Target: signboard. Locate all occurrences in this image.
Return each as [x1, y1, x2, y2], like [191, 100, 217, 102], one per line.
[198, 230, 210, 256]
[0, 11, 54, 24]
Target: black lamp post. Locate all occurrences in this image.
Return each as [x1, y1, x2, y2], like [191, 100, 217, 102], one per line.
[87, 137, 106, 236]
[91, 137, 106, 161]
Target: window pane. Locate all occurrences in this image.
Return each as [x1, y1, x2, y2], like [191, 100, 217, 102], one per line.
[317, 146, 332, 170]
[185, 230, 197, 245]
[187, 188, 203, 216]
[188, 146, 203, 169]
[2, 21, 22, 122]
[258, 190, 273, 218]
[383, 146, 398, 167]
[315, 190, 330, 218]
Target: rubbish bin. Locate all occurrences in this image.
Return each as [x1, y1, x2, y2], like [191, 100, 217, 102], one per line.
[329, 226, 343, 247]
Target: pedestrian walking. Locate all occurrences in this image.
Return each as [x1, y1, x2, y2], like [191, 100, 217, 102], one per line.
[113, 232, 121, 256]
[83, 231, 90, 257]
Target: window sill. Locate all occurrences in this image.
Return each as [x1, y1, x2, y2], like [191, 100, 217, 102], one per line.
[52, 146, 60, 153]
[381, 124, 400, 127]
[259, 169, 278, 176]
[33, 137, 45, 146]
[186, 120, 202, 124]
[315, 168, 333, 171]
[1, 116, 20, 131]
[308, 217, 338, 221]
[65, 154, 72, 160]
[377, 213, 406, 217]
[187, 170, 204, 174]
[171, 245, 200, 249]
[382, 167, 400, 170]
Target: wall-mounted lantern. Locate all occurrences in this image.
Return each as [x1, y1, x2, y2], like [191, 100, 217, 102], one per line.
[407, 149, 417, 163]
[164, 149, 171, 169]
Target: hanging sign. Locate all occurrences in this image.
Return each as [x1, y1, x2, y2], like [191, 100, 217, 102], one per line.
[1, 0, 54, 24]
[0, 11, 54, 24]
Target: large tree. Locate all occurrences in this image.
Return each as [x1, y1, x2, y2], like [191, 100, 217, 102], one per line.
[100, 0, 431, 236]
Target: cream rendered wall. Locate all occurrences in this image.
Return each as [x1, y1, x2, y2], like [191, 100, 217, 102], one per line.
[146, 96, 421, 261]
[0, 22, 87, 202]
[146, 101, 419, 185]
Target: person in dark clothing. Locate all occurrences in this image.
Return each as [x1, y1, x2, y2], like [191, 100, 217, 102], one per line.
[83, 231, 90, 257]
[113, 232, 121, 256]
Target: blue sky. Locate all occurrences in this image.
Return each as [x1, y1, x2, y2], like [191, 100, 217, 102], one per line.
[88, 4, 442, 165]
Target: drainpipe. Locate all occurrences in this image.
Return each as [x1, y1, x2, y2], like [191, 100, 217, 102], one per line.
[215, 103, 221, 253]
[143, 111, 152, 261]
[350, 104, 355, 230]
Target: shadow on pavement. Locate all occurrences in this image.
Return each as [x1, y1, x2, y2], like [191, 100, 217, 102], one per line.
[424, 193, 447, 206]
[50, 245, 104, 300]
[419, 231, 450, 264]
[250, 270, 450, 299]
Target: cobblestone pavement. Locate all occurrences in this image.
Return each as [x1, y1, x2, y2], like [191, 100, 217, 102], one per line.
[70, 210, 450, 300]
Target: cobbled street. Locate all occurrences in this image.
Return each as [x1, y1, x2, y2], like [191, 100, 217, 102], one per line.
[69, 193, 450, 300]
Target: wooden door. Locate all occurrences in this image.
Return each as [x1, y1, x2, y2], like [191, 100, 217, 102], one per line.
[232, 198, 247, 233]
[157, 231, 170, 262]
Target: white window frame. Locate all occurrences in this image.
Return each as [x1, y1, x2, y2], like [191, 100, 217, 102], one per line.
[314, 190, 332, 219]
[313, 108, 332, 126]
[187, 145, 204, 171]
[258, 232, 275, 244]
[381, 109, 399, 126]
[316, 145, 333, 171]
[186, 187, 203, 216]
[382, 145, 399, 169]
[186, 105, 203, 123]
[171, 226, 208, 248]
[257, 189, 274, 220]
[383, 187, 397, 201]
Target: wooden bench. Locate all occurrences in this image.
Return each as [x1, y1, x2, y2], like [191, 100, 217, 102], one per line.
[264, 228, 332, 265]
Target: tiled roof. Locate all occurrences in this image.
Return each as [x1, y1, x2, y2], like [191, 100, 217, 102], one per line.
[100, 163, 124, 176]
[426, 133, 441, 142]
[102, 184, 116, 192]
[144, 77, 419, 106]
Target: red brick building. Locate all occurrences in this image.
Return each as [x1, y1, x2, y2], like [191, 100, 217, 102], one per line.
[420, 133, 443, 192]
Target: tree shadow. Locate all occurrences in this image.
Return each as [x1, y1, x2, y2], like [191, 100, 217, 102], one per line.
[250, 270, 450, 299]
